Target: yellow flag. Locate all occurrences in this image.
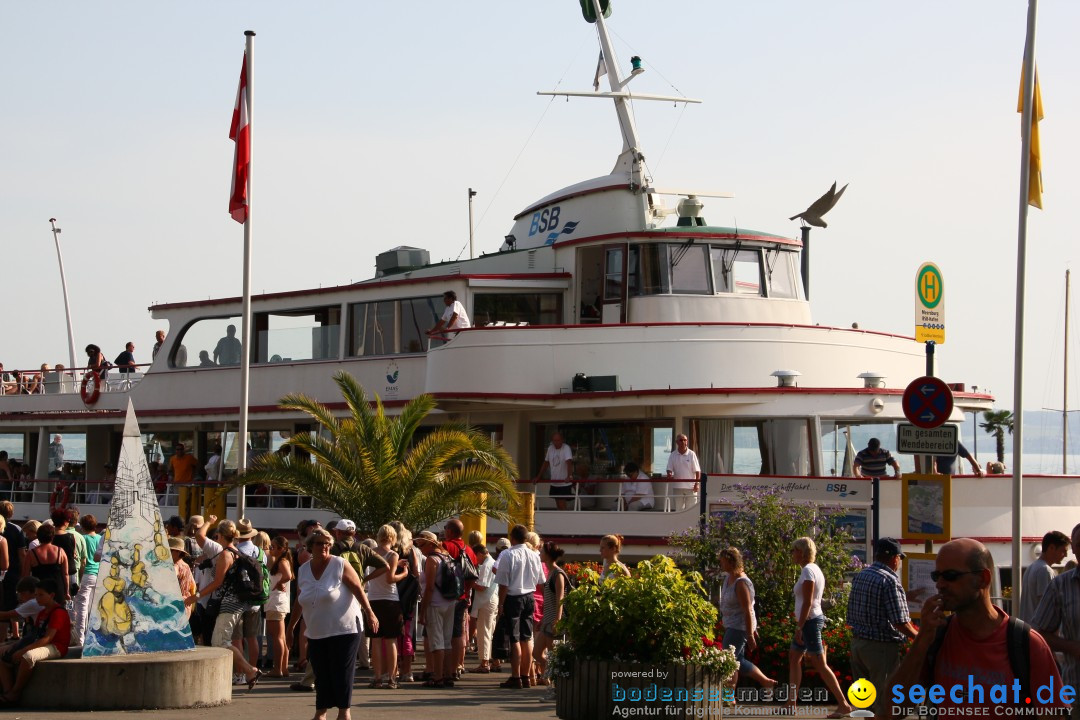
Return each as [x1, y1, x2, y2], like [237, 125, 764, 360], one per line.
[1017, 63, 1043, 209]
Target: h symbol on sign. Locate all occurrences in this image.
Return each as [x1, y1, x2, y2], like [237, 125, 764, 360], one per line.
[923, 274, 939, 302]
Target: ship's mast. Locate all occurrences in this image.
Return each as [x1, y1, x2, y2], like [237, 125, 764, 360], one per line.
[592, 1, 642, 176]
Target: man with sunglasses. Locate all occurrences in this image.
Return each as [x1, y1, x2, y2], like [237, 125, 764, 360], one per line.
[847, 538, 918, 718]
[890, 538, 1067, 716]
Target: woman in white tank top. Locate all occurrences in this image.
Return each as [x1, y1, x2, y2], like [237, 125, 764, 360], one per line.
[298, 528, 378, 718]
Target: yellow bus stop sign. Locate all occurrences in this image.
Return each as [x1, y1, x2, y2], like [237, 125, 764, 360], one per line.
[915, 262, 945, 344]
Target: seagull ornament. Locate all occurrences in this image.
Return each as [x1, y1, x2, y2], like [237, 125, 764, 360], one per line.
[789, 182, 848, 228]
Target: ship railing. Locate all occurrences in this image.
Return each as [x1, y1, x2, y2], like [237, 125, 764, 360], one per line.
[525, 477, 701, 513]
[0, 364, 151, 397]
[0, 476, 322, 513]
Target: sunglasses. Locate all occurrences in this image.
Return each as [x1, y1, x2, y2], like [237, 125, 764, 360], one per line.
[311, 541, 331, 547]
[930, 569, 981, 582]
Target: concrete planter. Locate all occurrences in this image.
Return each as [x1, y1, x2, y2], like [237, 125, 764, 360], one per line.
[555, 657, 727, 719]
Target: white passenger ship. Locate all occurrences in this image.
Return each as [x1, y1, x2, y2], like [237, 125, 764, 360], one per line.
[0, 1, 1072, 571]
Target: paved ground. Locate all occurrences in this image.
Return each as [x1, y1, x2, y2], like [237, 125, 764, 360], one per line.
[3, 659, 844, 718]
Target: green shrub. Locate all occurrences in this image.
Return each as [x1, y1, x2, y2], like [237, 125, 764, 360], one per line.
[558, 555, 735, 679]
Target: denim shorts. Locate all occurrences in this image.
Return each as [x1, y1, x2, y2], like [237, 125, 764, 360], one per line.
[790, 615, 825, 655]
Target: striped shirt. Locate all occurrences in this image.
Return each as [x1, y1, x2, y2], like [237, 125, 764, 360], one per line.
[846, 561, 910, 642]
[854, 448, 894, 478]
[1029, 567, 1080, 693]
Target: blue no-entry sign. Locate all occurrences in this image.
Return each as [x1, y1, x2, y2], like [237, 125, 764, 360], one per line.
[902, 376, 954, 429]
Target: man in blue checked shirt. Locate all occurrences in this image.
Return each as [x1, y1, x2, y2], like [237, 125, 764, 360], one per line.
[846, 538, 919, 718]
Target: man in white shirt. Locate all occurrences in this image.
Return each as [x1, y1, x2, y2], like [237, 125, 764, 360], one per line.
[534, 433, 575, 511]
[665, 434, 700, 512]
[427, 290, 471, 338]
[186, 514, 222, 645]
[494, 524, 544, 689]
[1019, 529, 1069, 621]
[619, 462, 655, 511]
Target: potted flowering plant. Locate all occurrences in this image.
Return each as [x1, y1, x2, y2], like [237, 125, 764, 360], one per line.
[553, 556, 737, 720]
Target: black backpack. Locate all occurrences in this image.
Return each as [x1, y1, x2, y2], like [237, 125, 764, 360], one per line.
[436, 549, 478, 601]
[925, 615, 1031, 703]
[225, 547, 270, 605]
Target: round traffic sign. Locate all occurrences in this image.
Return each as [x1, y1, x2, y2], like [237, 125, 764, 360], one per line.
[917, 264, 944, 309]
[902, 376, 954, 429]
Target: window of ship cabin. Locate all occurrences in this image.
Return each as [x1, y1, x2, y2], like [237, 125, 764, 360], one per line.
[821, 421, 916, 476]
[766, 250, 799, 299]
[473, 293, 561, 326]
[711, 248, 763, 296]
[348, 296, 441, 356]
[171, 316, 242, 368]
[668, 244, 711, 294]
[729, 419, 813, 475]
[628, 244, 712, 296]
[254, 306, 341, 363]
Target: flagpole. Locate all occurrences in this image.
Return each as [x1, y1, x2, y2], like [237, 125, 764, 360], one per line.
[1012, 0, 1038, 608]
[237, 29, 255, 521]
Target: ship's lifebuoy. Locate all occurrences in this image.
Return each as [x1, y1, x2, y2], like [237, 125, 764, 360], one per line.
[81, 372, 101, 405]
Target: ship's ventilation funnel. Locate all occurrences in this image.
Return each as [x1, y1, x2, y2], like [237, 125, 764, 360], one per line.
[376, 246, 430, 277]
[857, 372, 887, 389]
[771, 369, 801, 388]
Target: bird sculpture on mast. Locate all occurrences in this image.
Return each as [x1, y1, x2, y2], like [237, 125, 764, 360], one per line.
[789, 181, 848, 301]
[789, 181, 848, 228]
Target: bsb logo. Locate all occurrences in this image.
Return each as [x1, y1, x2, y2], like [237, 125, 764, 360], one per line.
[386, 361, 399, 385]
[527, 204, 579, 245]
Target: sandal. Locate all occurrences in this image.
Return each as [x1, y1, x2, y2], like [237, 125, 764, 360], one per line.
[383, 678, 399, 689]
[246, 669, 264, 692]
[421, 678, 445, 689]
[468, 666, 491, 674]
[368, 679, 383, 689]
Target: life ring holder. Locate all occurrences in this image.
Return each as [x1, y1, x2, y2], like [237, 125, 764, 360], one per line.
[81, 372, 102, 406]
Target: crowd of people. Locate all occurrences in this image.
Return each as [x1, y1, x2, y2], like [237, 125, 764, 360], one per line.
[157, 514, 575, 718]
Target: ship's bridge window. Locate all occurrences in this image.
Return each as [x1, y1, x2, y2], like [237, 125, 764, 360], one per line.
[171, 316, 242, 368]
[628, 243, 712, 296]
[711, 248, 763, 296]
[254, 306, 341, 363]
[765, 249, 800, 299]
[348, 295, 442, 357]
[473, 293, 561, 326]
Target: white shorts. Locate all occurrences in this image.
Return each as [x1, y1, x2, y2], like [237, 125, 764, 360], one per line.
[425, 603, 456, 651]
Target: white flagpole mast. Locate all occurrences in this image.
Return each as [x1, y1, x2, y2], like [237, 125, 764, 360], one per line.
[48, 218, 78, 369]
[1012, 0, 1038, 606]
[237, 29, 255, 521]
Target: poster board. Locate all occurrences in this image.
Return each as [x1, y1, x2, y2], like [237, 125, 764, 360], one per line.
[901, 473, 951, 541]
[901, 552, 937, 619]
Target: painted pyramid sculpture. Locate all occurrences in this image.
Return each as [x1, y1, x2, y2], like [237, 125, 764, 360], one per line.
[84, 401, 195, 656]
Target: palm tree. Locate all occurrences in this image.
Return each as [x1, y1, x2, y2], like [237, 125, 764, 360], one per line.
[238, 371, 520, 534]
[980, 409, 1015, 464]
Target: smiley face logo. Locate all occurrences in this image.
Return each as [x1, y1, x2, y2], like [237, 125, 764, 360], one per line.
[847, 678, 877, 709]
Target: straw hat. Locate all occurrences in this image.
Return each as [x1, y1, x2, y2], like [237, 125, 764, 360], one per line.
[415, 530, 439, 546]
[236, 517, 258, 539]
[167, 536, 189, 557]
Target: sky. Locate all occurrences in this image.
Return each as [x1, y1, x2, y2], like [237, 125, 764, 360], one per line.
[1, 1, 1078, 413]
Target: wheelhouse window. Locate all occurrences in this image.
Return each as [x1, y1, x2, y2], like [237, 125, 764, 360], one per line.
[669, 244, 711, 294]
[629, 243, 711, 296]
[766, 249, 799, 299]
[473, 293, 561, 326]
[171, 316, 242, 368]
[711, 248, 763, 296]
[348, 296, 441, 356]
[254, 306, 341, 363]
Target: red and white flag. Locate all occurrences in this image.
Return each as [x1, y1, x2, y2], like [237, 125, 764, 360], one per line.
[229, 53, 250, 224]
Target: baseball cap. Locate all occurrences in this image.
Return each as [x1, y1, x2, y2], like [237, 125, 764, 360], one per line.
[874, 537, 906, 558]
[335, 519, 356, 533]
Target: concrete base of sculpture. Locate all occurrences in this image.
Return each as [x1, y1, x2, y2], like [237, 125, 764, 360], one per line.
[21, 647, 232, 710]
